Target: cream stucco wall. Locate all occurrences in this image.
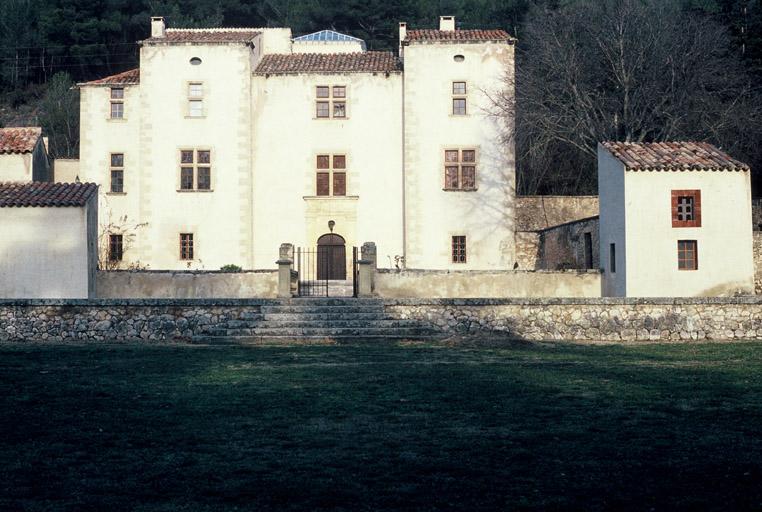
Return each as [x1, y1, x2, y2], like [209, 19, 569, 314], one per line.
[54, 159, 81, 183]
[0, 204, 95, 298]
[598, 145, 754, 297]
[0, 153, 32, 181]
[402, 41, 516, 269]
[375, 269, 600, 298]
[251, 71, 404, 270]
[292, 40, 365, 54]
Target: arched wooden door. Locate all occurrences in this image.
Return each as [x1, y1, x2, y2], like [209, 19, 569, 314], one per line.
[317, 233, 346, 280]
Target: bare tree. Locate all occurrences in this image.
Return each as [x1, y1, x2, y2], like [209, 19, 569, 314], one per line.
[492, 0, 762, 195]
[38, 72, 80, 158]
[98, 211, 148, 271]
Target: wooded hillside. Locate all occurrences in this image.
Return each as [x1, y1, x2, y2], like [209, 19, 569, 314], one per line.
[1, 0, 760, 194]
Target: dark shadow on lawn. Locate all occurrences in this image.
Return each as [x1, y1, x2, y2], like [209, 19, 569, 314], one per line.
[0, 343, 760, 511]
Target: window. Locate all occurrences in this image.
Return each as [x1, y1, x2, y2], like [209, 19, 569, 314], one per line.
[452, 81, 467, 115]
[110, 87, 124, 119]
[188, 82, 204, 117]
[678, 240, 698, 270]
[671, 190, 701, 227]
[110, 153, 124, 193]
[109, 234, 123, 261]
[609, 243, 616, 273]
[444, 149, 477, 190]
[179, 150, 212, 191]
[584, 232, 593, 270]
[452, 236, 467, 263]
[190, 57, 202, 65]
[180, 233, 194, 260]
[316, 85, 346, 119]
[316, 154, 347, 196]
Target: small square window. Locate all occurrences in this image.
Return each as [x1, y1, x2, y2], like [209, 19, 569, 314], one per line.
[316, 86, 330, 98]
[333, 86, 346, 98]
[110, 153, 124, 167]
[181, 150, 194, 164]
[197, 150, 210, 164]
[678, 240, 698, 270]
[316, 101, 330, 118]
[453, 98, 467, 115]
[445, 150, 460, 163]
[188, 83, 203, 97]
[317, 155, 330, 169]
[452, 82, 466, 95]
[333, 102, 346, 118]
[462, 150, 476, 162]
[671, 190, 701, 227]
[452, 236, 467, 263]
[333, 155, 346, 169]
[110, 87, 124, 99]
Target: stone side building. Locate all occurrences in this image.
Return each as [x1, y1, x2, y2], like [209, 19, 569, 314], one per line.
[76, 16, 515, 272]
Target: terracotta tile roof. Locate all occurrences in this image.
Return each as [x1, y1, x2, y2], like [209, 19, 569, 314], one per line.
[0, 127, 41, 154]
[143, 28, 260, 44]
[78, 68, 140, 86]
[405, 29, 514, 43]
[601, 141, 750, 172]
[255, 52, 401, 74]
[0, 182, 98, 207]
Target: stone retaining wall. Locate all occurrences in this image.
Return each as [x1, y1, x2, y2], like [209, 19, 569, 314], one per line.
[384, 298, 762, 342]
[0, 298, 760, 343]
[754, 232, 762, 295]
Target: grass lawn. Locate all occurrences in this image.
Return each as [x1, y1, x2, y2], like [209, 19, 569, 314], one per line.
[1, 341, 762, 511]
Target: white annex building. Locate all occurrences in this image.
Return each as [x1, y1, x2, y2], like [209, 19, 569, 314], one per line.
[598, 141, 755, 297]
[76, 16, 516, 272]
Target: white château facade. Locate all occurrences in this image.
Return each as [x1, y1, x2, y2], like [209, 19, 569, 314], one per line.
[77, 16, 515, 271]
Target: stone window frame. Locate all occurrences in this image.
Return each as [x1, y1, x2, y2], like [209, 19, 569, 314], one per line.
[316, 154, 347, 196]
[180, 233, 194, 260]
[677, 240, 698, 271]
[671, 189, 701, 228]
[109, 234, 124, 262]
[443, 148, 478, 191]
[315, 85, 348, 120]
[178, 148, 213, 192]
[452, 80, 467, 116]
[109, 152, 125, 194]
[110, 87, 124, 119]
[187, 82, 205, 118]
[452, 235, 467, 263]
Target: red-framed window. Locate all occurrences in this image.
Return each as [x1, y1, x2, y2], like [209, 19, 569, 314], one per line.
[671, 190, 701, 228]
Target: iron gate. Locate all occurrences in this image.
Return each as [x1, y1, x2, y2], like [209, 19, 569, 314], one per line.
[296, 246, 358, 297]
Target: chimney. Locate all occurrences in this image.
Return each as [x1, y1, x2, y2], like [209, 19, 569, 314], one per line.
[151, 16, 166, 38]
[398, 22, 407, 58]
[439, 16, 455, 31]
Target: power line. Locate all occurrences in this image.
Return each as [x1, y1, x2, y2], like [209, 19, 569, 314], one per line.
[0, 41, 139, 51]
[0, 51, 138, 62]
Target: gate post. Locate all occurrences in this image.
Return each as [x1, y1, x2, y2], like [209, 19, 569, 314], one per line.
[276, 243, 294, 298]
[361, 242, 377, 292]
[357, 259, 373, 297]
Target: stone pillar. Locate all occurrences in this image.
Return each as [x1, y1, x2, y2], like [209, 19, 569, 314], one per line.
[361, 242, 377, 291]
[276, 243, 294, 298]
[358, 259, 373, 297]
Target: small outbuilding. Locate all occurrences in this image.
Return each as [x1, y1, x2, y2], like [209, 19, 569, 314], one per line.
[0, 182, 99, 298]
[0, 127, 51, 182]
[598, 141, 754, 297]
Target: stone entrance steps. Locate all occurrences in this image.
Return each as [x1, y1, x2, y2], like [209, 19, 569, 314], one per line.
[195, 298, 440, 343]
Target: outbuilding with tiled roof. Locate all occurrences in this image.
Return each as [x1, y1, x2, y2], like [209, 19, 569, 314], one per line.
[597, 141, 754, 298]
[0, 127, 51, 183]
[0, 182, 99, 299]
